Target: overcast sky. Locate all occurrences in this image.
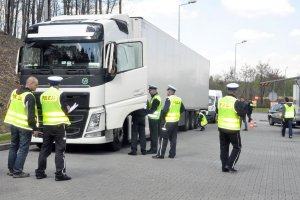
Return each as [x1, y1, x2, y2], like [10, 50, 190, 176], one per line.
[121, 0, 300, 78]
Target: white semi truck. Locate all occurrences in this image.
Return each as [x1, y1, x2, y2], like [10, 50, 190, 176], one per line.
[16, 14, 210, 150]
[207, 90, 222, 123]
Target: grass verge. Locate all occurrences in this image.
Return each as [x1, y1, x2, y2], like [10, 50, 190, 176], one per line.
[0, 133, 11, 144]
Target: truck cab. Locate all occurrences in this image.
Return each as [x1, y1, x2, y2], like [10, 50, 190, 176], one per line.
[16, 14, 147, 150]
[207, 90, 222, 123]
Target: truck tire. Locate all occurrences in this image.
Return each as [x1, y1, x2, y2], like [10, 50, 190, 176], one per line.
[189, 112, 195, 130]
[180, 111, 189, 131]
[194, 112, 198, 129]
[109, 128, 124, 151]
[212, 113, 217, 123]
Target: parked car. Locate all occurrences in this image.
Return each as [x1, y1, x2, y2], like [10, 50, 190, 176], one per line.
[268, 103, 283, 126]
[268, 103, 297, 126]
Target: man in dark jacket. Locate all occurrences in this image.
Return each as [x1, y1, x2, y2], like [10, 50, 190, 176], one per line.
[128, 108, 147, 155]
[4, 77, 39, 178]
[247, 100, 253, 122]
[240, 97, 248, 131]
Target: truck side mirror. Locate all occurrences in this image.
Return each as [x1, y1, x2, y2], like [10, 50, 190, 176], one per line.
[105, 42, 117, 76]
[16, 47, 23, 75]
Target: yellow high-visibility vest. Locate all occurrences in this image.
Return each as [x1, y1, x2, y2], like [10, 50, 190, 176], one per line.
[284, 104, 295, 119]
[148, 94, 162, 120]
[40, 87, 70, 125]
[218, 96, 241, 130]
[199, 112, 208, 126]
[165, 95, 182, 122]
[4, 89, 39, 130]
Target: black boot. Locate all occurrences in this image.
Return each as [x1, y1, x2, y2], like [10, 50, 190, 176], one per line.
[55, 173, 71, 181]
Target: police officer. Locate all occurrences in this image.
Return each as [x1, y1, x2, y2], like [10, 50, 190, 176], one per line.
[4, 77, 39, 178]
[282, 96, 295, 138]
[153, 85, 185, 159]
[218, 83, 246, 172]
[198, 111, 208, 131]
[128, 108, 147, 155]
[146, 85, 162, 154]
[35, 76, 71, 181]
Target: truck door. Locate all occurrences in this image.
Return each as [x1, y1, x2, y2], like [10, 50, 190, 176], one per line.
[104, 41, 147, 130]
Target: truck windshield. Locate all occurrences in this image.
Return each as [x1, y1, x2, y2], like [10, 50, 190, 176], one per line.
[20, 41, 103, 69]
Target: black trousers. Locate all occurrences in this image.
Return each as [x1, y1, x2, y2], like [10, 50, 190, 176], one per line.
[131, 116, 146, 153]
[37, 125, 67, 175]
[247, 113, 252, 122]
[219, 131, 241, 169]
[148, 119, 161, 152]
[157, 122, 178, 158]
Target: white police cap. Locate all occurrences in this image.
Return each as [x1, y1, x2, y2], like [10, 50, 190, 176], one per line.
[48, 76, 63, 85]
[148, 84, 158, 90]
[167, 85, 176, 92]
[226, 83, 239, 90]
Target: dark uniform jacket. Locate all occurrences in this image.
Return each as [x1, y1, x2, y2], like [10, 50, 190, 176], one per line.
[16, 86, 38, 131]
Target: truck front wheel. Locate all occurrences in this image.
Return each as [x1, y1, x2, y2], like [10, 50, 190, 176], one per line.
[110, 128, 124, 151]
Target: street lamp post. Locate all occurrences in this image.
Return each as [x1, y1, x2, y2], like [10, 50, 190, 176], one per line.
[178, 0, 197, 42]
[234, 40, 247, 80]
[284, 66, 288, 97]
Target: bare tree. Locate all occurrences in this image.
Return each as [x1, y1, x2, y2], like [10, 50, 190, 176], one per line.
[36, 0, 45, 23]
[13, 0, 20, 37]
[239, 64, 256, 99]
[99, 0, 102, 14]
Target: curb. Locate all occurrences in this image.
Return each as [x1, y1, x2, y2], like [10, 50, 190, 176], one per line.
[0, 143, 10, 151]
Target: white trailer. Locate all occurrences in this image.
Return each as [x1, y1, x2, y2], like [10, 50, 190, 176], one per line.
[16, 14, 210, 150]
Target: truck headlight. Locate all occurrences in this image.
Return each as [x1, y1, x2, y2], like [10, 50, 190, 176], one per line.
[208, 106, 214, 112]
[86, 113, 101, 132]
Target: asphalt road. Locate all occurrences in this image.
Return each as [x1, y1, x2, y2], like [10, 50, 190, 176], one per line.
[1, 113, 300, 200]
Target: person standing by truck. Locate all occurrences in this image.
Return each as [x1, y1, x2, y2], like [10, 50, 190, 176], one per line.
[4, 76, 39, 178]
[281, 97, 295, 139]
[218, 83, 245, 172]
[128, 108, 147, 155]
[146, 85, 162, 154]
[153, 85, 185, 159]
[35, 76, 71, 181]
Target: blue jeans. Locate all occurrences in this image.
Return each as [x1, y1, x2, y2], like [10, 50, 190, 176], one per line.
[282, 119, 293, 137]
[8, 126, 32, 174]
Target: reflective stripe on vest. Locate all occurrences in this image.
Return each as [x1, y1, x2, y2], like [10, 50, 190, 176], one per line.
[148, 94, 162, 120]
[218, 96, 241, 130]
[165, 95, 182, 122]
[199, 112, 208, 126]
[284, 104, 295, 119]
[41, 87, 70, 125]
[4, 89, 39, 130]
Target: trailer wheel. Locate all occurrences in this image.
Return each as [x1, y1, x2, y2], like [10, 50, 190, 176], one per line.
[189, 112, 195, 130]
[211, 113, 217, 123]
[194, 112, 198, 129]
[110, 128, 124, 151]
[181, 111, 189, 131]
